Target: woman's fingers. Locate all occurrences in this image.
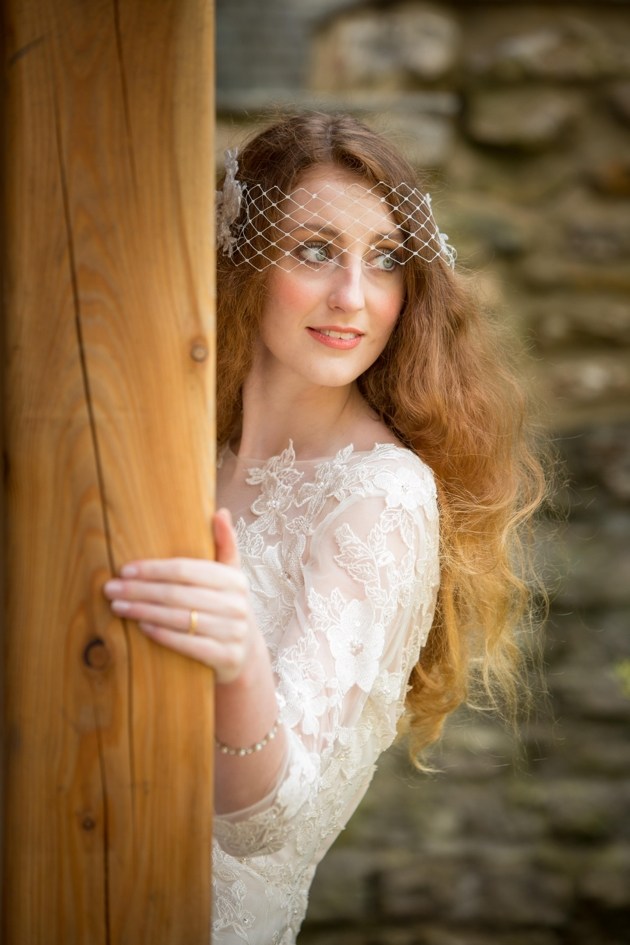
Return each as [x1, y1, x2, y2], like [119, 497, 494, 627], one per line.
[102, 519, 253, 681]
[137, 622, 246, 681]
[109, 598, 248, 641]
[103, 577, 247, 620]
[110, 556, 247, 592]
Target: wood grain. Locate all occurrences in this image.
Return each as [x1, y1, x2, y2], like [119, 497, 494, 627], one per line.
[1, 1, 215, 941]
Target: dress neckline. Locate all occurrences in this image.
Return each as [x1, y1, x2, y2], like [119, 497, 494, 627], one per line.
[223, 439, 408, 468]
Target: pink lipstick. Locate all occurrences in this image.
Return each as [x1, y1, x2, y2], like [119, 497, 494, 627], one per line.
[306, 326, 363, 350]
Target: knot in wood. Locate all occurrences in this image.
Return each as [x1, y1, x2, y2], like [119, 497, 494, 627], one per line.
[83, 637, 110, 670]
[81, 815, 97, 831]
[190, 339, 209, 362]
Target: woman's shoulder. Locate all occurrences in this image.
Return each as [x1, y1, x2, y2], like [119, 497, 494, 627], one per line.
[345, 440, 434, 479]
[310, 443, 439, 555]
[342, 442, 437, 505]
[299, 441, 438, 527]
[335, 414, 434, 491]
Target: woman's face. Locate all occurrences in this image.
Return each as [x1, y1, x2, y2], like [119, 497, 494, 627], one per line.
[254, 165, 405, 392]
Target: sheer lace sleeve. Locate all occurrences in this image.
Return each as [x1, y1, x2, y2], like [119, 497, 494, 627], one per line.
[214, 446, 439, 860]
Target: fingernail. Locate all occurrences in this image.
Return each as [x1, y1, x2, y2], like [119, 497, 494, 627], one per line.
[121, 565, 138, 578]
[111, 600, 131, 613]
[104, 580, 123, 595]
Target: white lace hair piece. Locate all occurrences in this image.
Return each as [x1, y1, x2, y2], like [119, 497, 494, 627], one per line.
[216, 149, 456, 272]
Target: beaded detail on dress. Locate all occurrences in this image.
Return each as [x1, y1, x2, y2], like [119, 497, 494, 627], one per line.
[212, 442, 440, 944]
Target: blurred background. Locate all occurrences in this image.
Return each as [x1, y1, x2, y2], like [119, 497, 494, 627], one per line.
[216, 2, 630, 943]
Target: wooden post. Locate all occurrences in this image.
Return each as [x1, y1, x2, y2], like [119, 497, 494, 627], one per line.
[1, 1, 215, 942]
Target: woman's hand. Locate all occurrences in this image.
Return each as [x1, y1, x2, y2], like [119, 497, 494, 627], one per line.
[103, 508, 254, 684]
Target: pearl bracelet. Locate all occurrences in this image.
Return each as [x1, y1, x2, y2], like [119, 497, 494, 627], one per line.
[215, 719, 280, 757]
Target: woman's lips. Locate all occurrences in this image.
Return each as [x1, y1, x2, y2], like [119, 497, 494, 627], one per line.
[306, 326, 363, 349]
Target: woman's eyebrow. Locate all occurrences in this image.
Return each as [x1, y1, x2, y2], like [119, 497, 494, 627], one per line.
[283, 216, 402, 244]
[283, 220, 340, 239]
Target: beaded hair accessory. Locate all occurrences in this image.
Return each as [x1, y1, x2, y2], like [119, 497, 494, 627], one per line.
[216, 148, 244, 258]
[216, 149, 456, 271]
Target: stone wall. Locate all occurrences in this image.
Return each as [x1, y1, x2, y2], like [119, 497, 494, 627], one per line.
[216, 2, 630, 942]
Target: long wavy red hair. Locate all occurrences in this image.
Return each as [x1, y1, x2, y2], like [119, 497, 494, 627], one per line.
[216, 111, 548, 762]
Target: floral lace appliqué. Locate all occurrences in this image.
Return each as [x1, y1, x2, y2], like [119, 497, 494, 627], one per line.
[213, 442, 440, 945]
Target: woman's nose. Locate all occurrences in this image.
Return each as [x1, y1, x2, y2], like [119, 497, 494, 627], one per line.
[327, 258, 366, 312]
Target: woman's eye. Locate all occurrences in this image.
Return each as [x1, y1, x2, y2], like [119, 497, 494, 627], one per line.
[298, 242, 331, 264]
[368, 251, 400, 272]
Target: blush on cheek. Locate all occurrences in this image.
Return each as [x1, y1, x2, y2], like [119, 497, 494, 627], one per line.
[377, 278, 404, 321]
[267, 269, 319, 313]
[290, 281, 322, 315]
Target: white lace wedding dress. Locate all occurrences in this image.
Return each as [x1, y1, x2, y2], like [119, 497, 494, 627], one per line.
[212, 441, 440, 944]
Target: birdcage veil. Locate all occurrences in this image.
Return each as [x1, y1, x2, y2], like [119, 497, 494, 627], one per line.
[216, 149, 456, 272]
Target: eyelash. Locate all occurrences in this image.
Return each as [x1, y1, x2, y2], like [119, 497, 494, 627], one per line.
[296, 241, 402, 271]
[298, 241, 332, 265]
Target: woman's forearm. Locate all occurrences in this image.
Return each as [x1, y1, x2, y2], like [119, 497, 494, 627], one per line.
[214, 627, 287, 815]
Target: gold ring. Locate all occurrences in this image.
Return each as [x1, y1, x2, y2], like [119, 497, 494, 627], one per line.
[188, 610, 198, 635]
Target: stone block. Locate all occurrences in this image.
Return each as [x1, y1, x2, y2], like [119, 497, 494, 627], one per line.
[557, 422, 630, 501]
[545, 604, 630, 676]
[466, 89, 580, 151]
[310, 4, 460, 92]
[565, 212, 630, 265]
[305, 848, 382, 922]
[521, 717, 630, 779]
[368, 109, 455, 169]
[544, 353, 630, 409]
[588, 159, 630, 198]
[578, 846, 630, 909]
[298, 929, 367, 945]
[391, 3, 461, 80]
[528, 297, 630, 350]
[548, 661, 630, 725]
[521, 256, 630, 293]
[608, 80, 630, 126]
[420, 932, 559, 945]
[309, 842, 413, 925]
[431, 716, 520, 781]
[544, 510, 630, 609]
[447, 145, 574, 203]
[443, 195, 534, 258]
[381, 850, 572, 926]
[513, 779, 630, 844]
[467, 17, 625, 81]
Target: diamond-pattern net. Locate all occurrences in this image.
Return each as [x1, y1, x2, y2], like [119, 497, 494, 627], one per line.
[223, 181, 455, 272]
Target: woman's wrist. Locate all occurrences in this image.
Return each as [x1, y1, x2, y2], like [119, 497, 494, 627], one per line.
[215, 619, 270, 691]
[214, 624, 280, 752]
[215, 717, 280, 757]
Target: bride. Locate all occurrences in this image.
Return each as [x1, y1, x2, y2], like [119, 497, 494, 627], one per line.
[104, 111, 546, 944]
